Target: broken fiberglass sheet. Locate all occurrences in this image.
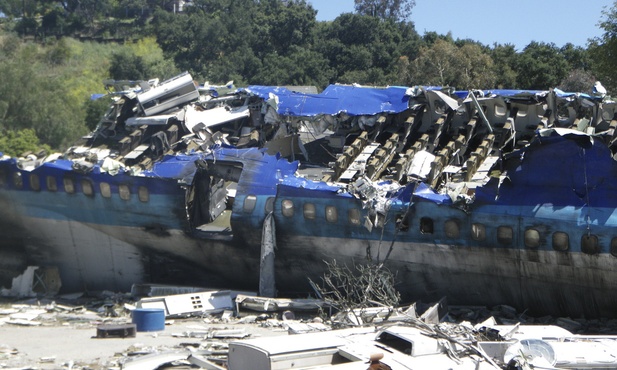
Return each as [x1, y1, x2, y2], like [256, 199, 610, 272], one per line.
[244, 84, 411, 117]
[278, 175, 452, 206]
[142, 153, 202, 181]
[474, 129, 617, 209]
[478, 89, 547, 99]
[411, 182, 452, 204]
[552, 88, 600, 100]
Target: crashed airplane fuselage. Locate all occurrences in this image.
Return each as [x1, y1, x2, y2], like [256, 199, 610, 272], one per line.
[0, 72, 616, 318]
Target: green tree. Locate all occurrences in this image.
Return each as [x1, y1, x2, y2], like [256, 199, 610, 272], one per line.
[409, 38, 496, 89]
[559, 69, 596, 93]
[410, 39, 457, 86]
[514, 42, 569, 89]
[0, 129, 51, 157]
[45, 37, 71, 65]
[589, 2, 617, 93]
[41, 8, 68, 37]
[354, 0, 415, 21]
[456, 43, 496, 89]
[421, 31, 454, 47]
[109, 49, 148, 80]
[48, 0, 113, 24]
[253, 0, 317, 56]
[490, 43, 518, 89]
[0, 0, 24, 17]
[84, 96, 112, 131]
[126, 37, 179, 80]
[316, 13, 420, 85]
[255, 46, 332, 86]
[153, 0, 323, 85]
[0, 37, 128, 150]
[560, 43, 591, 71]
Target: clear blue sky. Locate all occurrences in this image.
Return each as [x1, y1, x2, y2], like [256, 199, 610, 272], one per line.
[310, 0, 613, 50]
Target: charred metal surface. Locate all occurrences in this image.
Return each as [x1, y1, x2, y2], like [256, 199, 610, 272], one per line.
[0, 73, 616, 317]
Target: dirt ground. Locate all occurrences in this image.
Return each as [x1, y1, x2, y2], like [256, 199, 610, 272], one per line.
[0, 296, 294, 370]
[3, 291, 615, 369]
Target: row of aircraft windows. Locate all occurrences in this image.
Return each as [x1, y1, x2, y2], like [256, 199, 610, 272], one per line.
[243, 197, 613, 256]
[421, 217, 608, 255]
[2, 172, 149, 202]
[242, 196, 363, 225]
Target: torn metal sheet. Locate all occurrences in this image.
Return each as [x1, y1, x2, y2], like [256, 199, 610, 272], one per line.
[137, 72, 199, 116]
[188, 354, 227, 370]
[286, 322, 331, 334]
[138, 291, 250, 317]
[2, 70, 617, 320]
[184, 105, 250, 132]
[244, 84, 410, 117]
[259, 213, 276, 298]
[130, 284, 214, 297]
[121, 350, 190, 370]
[1, 266, 59, 298]
[125, 114, 176, 127]
[210, 328, 249, 339]
[418, 297, 448, 324]
[236, 295, 325, 313]
[426, 89, 461, 111]
[4, 266, 40, 298]
[407, 150, 435, 180]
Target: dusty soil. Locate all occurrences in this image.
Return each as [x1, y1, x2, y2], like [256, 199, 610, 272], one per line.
[0, 296, 291, 369]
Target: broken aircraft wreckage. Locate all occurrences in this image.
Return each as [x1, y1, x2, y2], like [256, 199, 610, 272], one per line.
[0, 72, 616, 318]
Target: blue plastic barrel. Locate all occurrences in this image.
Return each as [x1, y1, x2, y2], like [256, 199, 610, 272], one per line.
[132, 308, 165, 332]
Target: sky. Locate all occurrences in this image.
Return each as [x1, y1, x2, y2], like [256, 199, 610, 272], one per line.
[310, 0, 614, 50]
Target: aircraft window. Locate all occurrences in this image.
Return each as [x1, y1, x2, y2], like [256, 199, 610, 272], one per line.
[282, 199, 294, 217]
[265, 197, 275, 213]
[611, 238, 617, 258]
[524, 228, 540, 248]
[420, 217, 433, 234]
[29, 174, 40, 191]
[63, 177, 74, 194]
[119, 184, 130, 201]
[46, 176, 57, 192]
[303, 203, 316, 220]
[242, 195, 256, 212]
[12, 172, 23, 189]
[494, 103, 507, 117]
[517, 106, 529, 117]
[433, 99, 446, 115]
[81, 179, 94, 197]
[471, 223, 486, 241]
[552, 232, 569, 251]
[376, 331, 412, 355]
[581, 234, 600, 255]
[100, 182, 111, 198]
[497, 226, 513, 245]
[138, 186, 149, 203]
[326, 206, 338, 223]
[348, 208, 361, 226]
[444, 219, 459, 239]
[396, 213, 410, 231]
[243, 195, 257, 213]
[603, 108, 615, 121]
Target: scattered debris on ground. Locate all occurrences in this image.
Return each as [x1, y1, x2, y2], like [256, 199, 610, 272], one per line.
[1, 285, 617, 369]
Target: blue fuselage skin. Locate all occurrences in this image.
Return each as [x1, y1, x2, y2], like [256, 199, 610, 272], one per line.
[1, 132, 617, 318]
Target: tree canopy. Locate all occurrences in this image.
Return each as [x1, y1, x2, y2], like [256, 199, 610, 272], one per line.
[0, 0, 611, 153]
[354, 0, 415, 21]
[588, 3, 617, 92]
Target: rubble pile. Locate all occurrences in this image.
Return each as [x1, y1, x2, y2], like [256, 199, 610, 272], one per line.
[1, 290, 617, 369]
